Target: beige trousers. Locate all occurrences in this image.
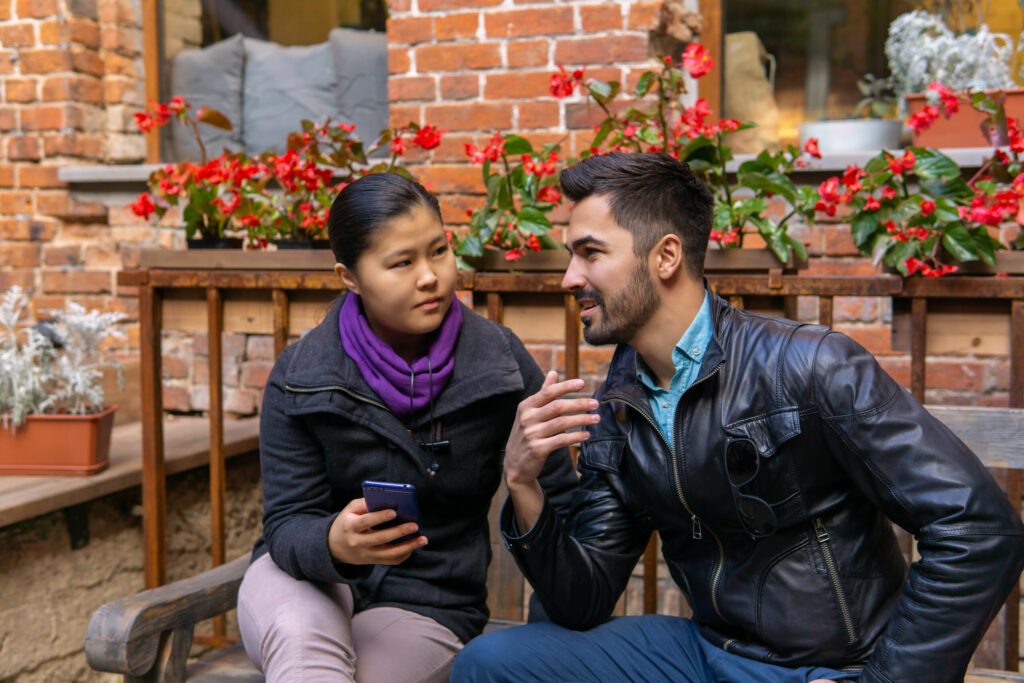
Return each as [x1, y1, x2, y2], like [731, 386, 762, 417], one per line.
[238, 553, 463, 683]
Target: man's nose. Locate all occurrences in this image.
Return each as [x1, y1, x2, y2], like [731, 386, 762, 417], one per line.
[561, 257, 585, 291]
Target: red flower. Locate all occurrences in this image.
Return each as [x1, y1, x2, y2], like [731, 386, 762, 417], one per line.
[504, 248, 523, 262]
[130, 192, 155, 219]
[550, 66, 581, 98]
[390, 136, 407, 156]
[907, 105, 940, 134]
[864, 196, 880, 211]
[211, 193, 240, 215]
[413, 125, 444, 150]
[168, 96, 187, 115]
[919, 199, 936, 217]
[904, 257, 925, 276]
[803, 137, 821, 159]
[239, 214, 260, 228]
[927, 82, 959, 115]
[881, 186, 898, 200]
[526, 234, 541, 252]
[682, 43, 713, 79]
[1009, 119, 1024, 154]
[134, 112, 156, 133]
[338, 122, 356, 133]
[818, 177, 841, 204]
[887, 150, 915, 175]
[841, 165, 865, 193]
[623, 124, 637, 138]
[538, 185, 562, 204]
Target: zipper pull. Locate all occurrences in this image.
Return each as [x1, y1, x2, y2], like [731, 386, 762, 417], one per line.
[814, 518, 829, 543]
[692, 515, 703, 540]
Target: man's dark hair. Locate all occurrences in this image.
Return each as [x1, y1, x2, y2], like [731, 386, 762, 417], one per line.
[559, 152, 714, 279]
[328, 172, 442, 268]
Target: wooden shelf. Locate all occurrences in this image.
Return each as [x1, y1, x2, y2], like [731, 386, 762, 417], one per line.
[0, 416, 258, 529]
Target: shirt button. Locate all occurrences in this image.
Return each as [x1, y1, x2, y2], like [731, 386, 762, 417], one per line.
[661, 401, 669, 409]
[693, 348, 701, 356]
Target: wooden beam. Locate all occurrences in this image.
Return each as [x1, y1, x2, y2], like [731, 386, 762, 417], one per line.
[910, 298, 927, 404]
[818, 296, 833, 328]
[272, 289, 289, 358]
[206, 288, 226, 637]
[141, 0, 160, 163]
[564, 294, 579, 379]
[1011, 300, 1023, 409]
[643, 534, 659, 614]
[139, 285, 166, 588]
[698, 0, 723, 117]
[487, 293, 504, 325]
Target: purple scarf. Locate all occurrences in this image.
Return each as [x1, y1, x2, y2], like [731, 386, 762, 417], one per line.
[339, 292, 462, 420]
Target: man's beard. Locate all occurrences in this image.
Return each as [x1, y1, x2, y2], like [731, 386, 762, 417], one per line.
[577, 260, 660, 346]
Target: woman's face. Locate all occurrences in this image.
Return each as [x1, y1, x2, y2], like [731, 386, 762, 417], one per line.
[338, 203, 457, 354]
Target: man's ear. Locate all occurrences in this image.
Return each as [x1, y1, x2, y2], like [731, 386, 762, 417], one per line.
[651, 234, 685, 282]
[335, 262, 359, 294]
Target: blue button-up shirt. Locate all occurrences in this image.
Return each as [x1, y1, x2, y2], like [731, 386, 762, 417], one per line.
[636, 291, 712, 451]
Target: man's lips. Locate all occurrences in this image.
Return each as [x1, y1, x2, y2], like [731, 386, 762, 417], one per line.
[577, 298, 599, 316]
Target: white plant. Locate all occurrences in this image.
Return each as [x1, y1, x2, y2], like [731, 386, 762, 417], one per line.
[0, 286, 127, 431]
[886, 11, 1015, 99]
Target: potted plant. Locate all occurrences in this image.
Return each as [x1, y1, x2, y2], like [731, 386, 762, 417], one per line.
[800, 74, 904, 154]
[887, 8, 1023, 148]
[0, 287, 127, 475]
[454, 46, 820, 271]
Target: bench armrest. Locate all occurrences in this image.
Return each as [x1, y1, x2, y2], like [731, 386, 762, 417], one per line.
[85, 554, 249, 677]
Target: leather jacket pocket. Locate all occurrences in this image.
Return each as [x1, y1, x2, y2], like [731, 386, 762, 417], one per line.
[577, 437, 626, 474]
[723, 407, 804, 522]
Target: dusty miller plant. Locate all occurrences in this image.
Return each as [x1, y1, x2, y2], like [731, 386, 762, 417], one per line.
[0, 286, 127, 432]
[886, 11, 1015, 99]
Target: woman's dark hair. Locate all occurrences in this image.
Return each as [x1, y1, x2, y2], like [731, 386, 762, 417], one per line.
[328, 173, 442, 268]
[559, 152, 713, 280]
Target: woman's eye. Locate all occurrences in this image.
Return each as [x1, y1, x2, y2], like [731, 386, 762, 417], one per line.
[391, 260, 411, 269]
[433, 244, 449, 257]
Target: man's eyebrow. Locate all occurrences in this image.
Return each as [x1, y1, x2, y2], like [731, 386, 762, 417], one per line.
[567, 235, 610, 252]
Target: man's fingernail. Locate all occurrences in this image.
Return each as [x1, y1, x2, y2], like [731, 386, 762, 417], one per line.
[574, 379, 584, 387]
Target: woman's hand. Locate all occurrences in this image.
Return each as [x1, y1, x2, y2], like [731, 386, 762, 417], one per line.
[328, 498, 427, 565]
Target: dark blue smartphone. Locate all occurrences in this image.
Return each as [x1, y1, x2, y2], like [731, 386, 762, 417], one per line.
[362, 481, 421, 543]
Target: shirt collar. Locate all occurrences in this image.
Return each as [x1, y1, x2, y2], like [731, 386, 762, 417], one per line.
[636, 290, 712, 389]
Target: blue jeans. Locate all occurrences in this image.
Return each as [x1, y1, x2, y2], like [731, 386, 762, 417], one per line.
[451, 616, 860, 683]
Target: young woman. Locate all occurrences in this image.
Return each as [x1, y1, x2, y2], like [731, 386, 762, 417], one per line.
[237, 173, 579, 682]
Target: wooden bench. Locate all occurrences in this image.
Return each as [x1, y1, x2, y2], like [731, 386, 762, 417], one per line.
[85, 405, 1024, 682]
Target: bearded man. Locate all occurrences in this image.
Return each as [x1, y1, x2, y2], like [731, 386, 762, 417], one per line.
[451, 152, 1024, 683]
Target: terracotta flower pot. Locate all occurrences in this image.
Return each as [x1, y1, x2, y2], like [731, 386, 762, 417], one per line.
[906, 88, 1024, 148]
[0, 405, 117, 476]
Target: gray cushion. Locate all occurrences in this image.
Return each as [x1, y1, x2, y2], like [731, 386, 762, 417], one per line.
[242, 38, 338, 156]
[329, 28, 389, 153]
[167, 34, 245, 162]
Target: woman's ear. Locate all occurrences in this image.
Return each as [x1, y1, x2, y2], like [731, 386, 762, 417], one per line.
[335, 262, 359, 294]
[652, 234, 684, 281]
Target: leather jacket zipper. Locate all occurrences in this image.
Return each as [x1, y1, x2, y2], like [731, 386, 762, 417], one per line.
[284, 383, 389, 412]
[814, 518, 857, 644]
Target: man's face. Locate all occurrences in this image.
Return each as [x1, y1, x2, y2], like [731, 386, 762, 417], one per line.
[562, 194, 660, 346]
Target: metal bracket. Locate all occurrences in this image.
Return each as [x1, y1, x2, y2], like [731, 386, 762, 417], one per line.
[62, 502, 90, 550]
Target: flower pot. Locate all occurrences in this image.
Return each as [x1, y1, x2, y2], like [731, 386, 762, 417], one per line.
[0, 405, 117, 476]
[799, 119, 904, 153]
[906, 88, 1024, 148]
[273, 238, 332, 250]
[186, 237, 244, 249]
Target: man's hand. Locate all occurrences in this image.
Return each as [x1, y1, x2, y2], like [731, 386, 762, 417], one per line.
[504, 371, 600, 532]
[328, 498, 427, 566]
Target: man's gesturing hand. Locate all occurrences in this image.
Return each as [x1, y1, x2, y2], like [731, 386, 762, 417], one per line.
[504, 371, 600, 490]
[328, 498, 427, 566]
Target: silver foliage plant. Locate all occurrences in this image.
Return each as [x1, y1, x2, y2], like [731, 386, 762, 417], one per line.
[0, 286, 127, 432]
[886, 11, 1015, 99]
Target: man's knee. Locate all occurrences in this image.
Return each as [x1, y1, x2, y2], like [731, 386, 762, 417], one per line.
[451, 628, 536, 682]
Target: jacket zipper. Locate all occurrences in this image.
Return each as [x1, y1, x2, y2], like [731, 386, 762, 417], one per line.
[284, 383, 389, 411]
[601, 362, 728, 620]
[814, 518, 857, 645]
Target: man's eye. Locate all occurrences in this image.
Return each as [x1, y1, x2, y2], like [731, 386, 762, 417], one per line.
[585, 248, 601, 258]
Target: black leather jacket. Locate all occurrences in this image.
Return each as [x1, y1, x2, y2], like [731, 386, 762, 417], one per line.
[502, 292, 1024, 682]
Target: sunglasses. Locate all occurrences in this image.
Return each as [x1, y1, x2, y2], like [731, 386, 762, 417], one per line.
[724, 437, 778, 538]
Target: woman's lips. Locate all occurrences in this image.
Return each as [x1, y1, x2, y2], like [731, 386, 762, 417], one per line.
[416, 297, 442, 311]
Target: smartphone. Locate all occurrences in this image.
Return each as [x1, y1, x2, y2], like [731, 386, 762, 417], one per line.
[362, 481, 421, 543]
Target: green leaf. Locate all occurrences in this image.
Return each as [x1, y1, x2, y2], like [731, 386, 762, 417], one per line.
[517, 206, 551, 235]
[913, 148, 960, 180]
[503, 135, 533, 156]
[971, 91, 1000, 115]
[592, 119, 614, 149]
[920, 176, 973, 201]
[850, 212, 880, 250]
[870, 233, 890, 267]
[933, 197, 961, 222]
[461, 234, 483, 257]
[638, 126, 661, 145]
[635, 71, 655, 98]
[970, 227, 1001, 266]
[738, 171, 797, 204]
[864, 153, 892, 174]
[941, 223, 979, 262]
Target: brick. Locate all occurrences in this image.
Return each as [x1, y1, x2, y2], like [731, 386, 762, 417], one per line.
[0, 219, 55, 240]
[7, 135, 42, 160]
[440, 193, 483, 224]
[68, 0, 97, 19]
[41, 270, 111, 294]
[0, 163, 13, 186]
[508, 40, 549, 68]
[485, 8, 573, 38]
[554, 36, 648, 65]
[162, 385, 192, 412]
[245, 335, 275, 360]
[822, 225, 859, 256]
[432, 132, 477, 162]
[0, 243, 40, 267]
[0, 270, 35, 290]
[225, 388, 259, 415]
[5, 78, 37, 103]
[414, 165, 484, 193]
[36, 190, 106, 220]
[42, 74, 103, 103]
[69, 18, 100, 48]
[926, 359, 986, 392]
[877, 358, 911, 388]
[440, 74, 478, 100]
[389, 103, 422, 128]
[484, 71, 550, 100]
[43, 132, 105, 158]
[388, 47, 411, 75]
[100, 25, 139, 53]
[386, 0, 411, 12]
[17, 0, 57, 17]
[98, 0, 137, 25]
[71, 46, 104, 76]
[388, 76, 436, 102]
[424, 102, 512, 131]
[518, 101, 560, 129]
[566, 98, 633, 129]
[628, 2, 662, 30]
[580, 4, 623, 32]
[555, 346, 613, 376]
[0, 22, 35, 47]
[17, 164, 63, 188]
[803, 258, 879, 277]
[104, 78, 139, 104]
[0, 190, 34, 214]
[19, 49, 72, 73]
[161, 355, 190, 380]
[103, 52, 135, 77]
[833, 296, 880, 323]
[419, 0, 501, 11]
[43, 244, 83, 266]
[193, 331, 247, 358]
[82, 242, 121, 267]
[435, 12, 478, 40]
[0, 51, 14, 75]
[988, 360, 1010, 392]
[0, 1, 9, 19]
[416, 43, 501, 73]
[20, 105, 66, 130]
[0, 106, 17, 130]
[833, 325, 892, 355]
[387, 16, 433, 44]
[241, 361, 274, 388]
[39, 19, 64, 44]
